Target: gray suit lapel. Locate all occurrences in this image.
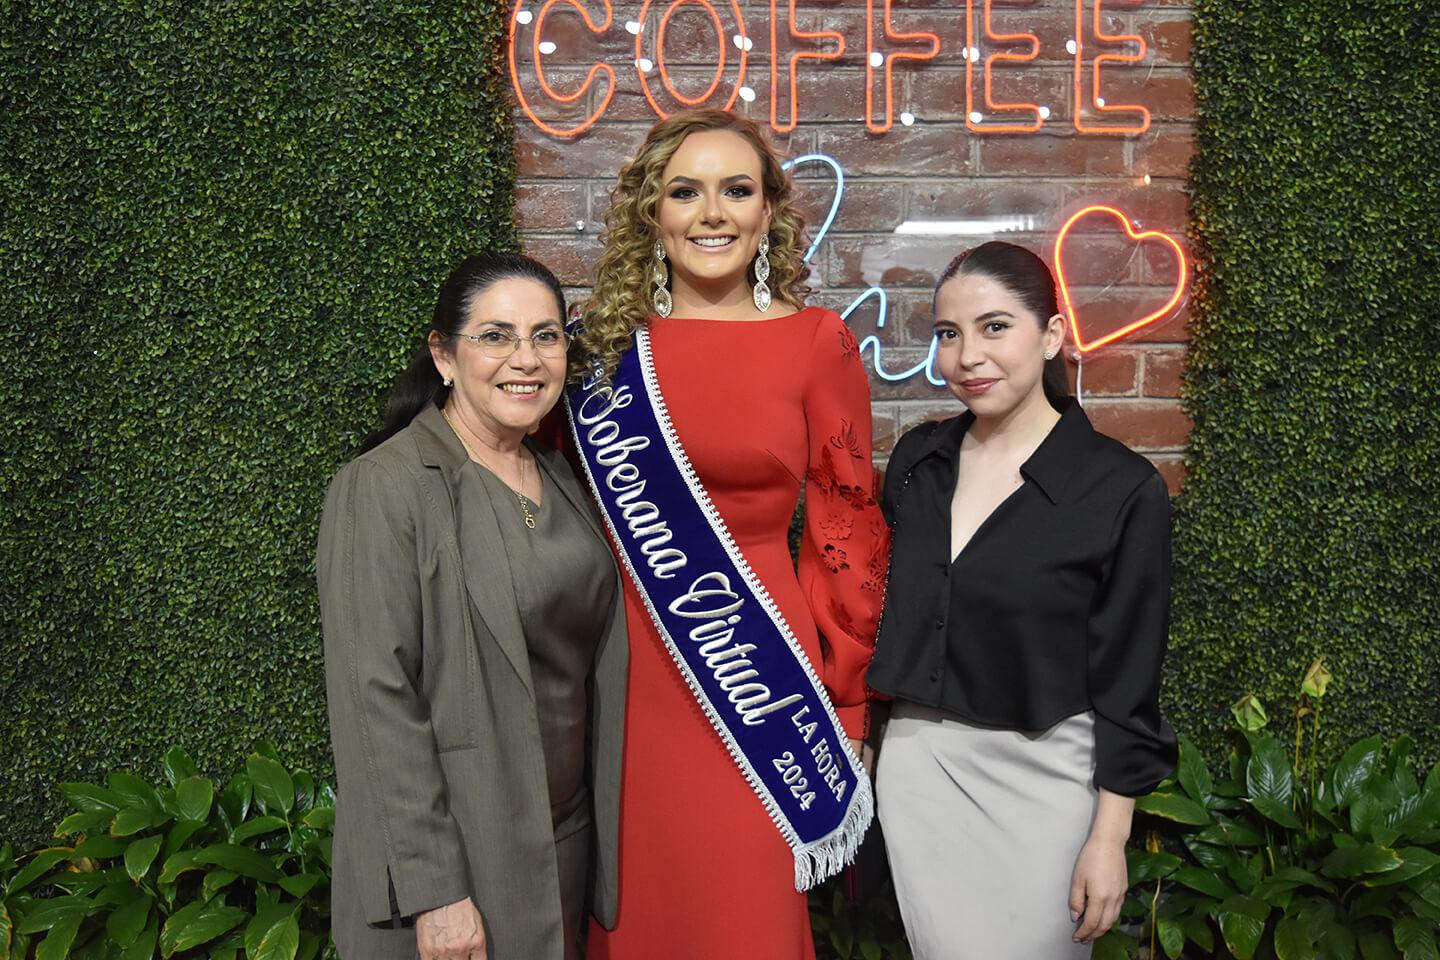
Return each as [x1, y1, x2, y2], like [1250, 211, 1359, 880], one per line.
[453, 467, 535, 699]
[413, 405, 535, 700]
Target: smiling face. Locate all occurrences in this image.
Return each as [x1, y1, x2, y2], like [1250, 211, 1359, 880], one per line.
[933, 270, 1066, 424]
[429, 277, 567, 447]
[654, 128, 773, 312]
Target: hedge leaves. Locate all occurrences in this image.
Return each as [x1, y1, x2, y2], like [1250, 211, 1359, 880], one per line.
[1, 0, 518, 844]
[1174, 0, 1440, 761]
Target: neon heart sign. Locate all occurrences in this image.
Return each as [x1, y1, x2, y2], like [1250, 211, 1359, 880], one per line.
[1053, 204, 1187, 353]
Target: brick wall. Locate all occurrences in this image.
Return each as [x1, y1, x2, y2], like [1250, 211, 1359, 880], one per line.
[510, 0, 1194, 491]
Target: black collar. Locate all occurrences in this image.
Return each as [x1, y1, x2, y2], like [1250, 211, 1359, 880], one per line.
[906, 398, 1096, 505]
[1020, 399, 1095, 504]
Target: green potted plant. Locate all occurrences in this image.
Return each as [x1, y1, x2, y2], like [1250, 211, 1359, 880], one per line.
[2, 743, 335, 960]
[1098, 661, 1440, 959]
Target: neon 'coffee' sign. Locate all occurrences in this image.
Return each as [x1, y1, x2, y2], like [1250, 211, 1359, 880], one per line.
[509, 1, 1189, 383]
[509, 0, 1156, 136]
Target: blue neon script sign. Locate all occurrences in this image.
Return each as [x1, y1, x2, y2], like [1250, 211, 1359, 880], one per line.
[781, 154, 943, 387]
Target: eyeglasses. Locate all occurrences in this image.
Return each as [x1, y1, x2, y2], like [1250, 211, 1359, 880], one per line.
[455, 328, 569, 359]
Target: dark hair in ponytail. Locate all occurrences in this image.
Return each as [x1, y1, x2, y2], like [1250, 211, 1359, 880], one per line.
[934, 241, 1070, 409]
[358, 252, 567, 454]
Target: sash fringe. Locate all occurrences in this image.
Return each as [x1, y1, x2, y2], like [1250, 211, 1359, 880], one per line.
[794, 766, 874, 890]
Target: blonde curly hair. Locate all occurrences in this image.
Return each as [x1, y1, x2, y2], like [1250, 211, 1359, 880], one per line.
[569, 109, 812, 384]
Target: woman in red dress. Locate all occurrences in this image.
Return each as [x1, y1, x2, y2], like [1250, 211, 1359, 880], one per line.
[568, 109, 888, 958]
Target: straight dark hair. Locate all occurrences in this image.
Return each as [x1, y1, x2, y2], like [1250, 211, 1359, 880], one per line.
[934, 241, 1070, 408]
[358, 252, 567, 454]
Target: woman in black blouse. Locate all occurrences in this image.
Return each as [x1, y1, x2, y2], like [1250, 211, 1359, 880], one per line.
[868, 241, 1176, 958]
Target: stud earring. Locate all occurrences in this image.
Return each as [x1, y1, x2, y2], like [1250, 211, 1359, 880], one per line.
[650, 239, 672, 318]
[443, 376, 454, 386]
[752, 234, 772, 312]
[1044, 351, 1055, 361]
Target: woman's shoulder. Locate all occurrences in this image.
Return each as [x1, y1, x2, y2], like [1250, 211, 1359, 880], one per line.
[796, 304, 842, 323]
[325, 421, 429, 504]
[795, 304, 846, 334]
[1067, 411, 1168, 505]
[354, 419, 428, 468]
[1083, 421, 1162, 484]
[895, 415, 944, 446]
[889, 414, 963, 473]
[794, 305, 862, 366]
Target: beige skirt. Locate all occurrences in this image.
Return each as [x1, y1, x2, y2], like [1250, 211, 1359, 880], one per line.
[876, 702, 1098, 960]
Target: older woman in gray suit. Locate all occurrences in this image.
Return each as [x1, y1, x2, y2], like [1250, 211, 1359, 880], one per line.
[317, 252, 626, 960]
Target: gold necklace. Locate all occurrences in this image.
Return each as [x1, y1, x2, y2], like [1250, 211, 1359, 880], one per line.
[440, 407, 537, 529]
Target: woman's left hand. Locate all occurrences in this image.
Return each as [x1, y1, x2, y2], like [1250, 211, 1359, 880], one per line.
[1069, 787, 1135, 942]
[1068, 835, 1127, 941]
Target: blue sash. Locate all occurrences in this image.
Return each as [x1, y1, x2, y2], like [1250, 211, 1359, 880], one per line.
[566, 328, 872, 890]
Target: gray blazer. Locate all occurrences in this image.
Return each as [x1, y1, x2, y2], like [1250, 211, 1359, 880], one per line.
[317, 404, 626, 960]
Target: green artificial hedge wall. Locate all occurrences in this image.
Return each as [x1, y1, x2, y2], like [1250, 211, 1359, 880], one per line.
[1169, 0, 1440, 760]
[0, 0, 518, 845]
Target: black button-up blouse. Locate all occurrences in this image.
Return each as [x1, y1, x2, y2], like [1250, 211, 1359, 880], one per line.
[866, 400, 1177, 797]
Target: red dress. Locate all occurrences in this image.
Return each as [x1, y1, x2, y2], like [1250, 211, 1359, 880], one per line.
[587, 307, 889, 959]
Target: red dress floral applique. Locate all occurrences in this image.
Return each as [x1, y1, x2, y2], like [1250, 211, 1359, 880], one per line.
[837, 325, 860, 363]
[819, 512, 854, 542]
[863, 533, 888, 593]
[838, 482, 877, 512]
[820, 542, 850, 573]
[829, 419, 864, 460]
[806, 445, 840, 496]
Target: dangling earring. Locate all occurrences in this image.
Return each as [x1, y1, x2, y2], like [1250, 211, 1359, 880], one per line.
[650, 239, 672, 318]
[752, 234, 772, 312]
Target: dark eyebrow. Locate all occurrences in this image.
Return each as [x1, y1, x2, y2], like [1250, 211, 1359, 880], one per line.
[665, 174, 758, 188]
[476, 318, 560, 330]
[973, 310, 1016, 323]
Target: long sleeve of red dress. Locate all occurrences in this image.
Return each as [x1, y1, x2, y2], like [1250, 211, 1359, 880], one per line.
[799, 311, 890, 738]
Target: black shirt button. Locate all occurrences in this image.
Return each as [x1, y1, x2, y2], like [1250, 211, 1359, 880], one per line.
[929, 669, 941, 682]
[934, 618, 944, 630]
